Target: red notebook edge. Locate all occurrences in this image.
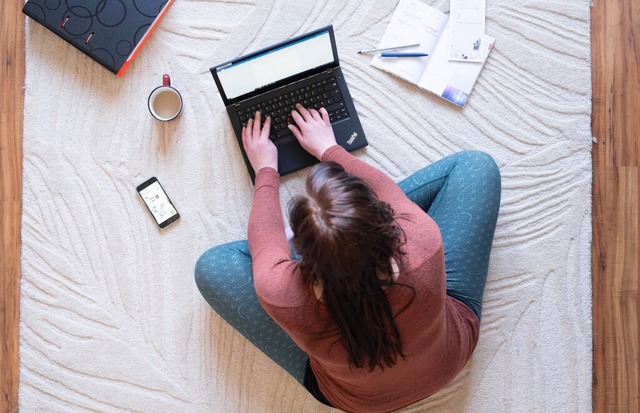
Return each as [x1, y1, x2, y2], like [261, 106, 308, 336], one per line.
[117, 0, 175, 78]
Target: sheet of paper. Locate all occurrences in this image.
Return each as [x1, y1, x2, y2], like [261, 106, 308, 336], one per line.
[419, 22, 494, 107]
[370, 0, 448, 84]
[448, 0, 486, 62]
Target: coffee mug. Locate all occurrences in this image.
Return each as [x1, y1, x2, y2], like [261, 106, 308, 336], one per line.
[148, 74, 183, 121]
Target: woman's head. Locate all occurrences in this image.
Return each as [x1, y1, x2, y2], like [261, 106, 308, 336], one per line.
[288, 162, 408, 370]
[289, 162, 403, 282]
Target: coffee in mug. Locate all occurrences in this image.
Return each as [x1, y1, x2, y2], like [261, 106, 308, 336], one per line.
[148, 74, 183, 121]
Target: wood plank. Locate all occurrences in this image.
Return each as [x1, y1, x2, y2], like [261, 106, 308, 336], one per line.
[0, 1, 24, 412]
[591, 0, 639, 411]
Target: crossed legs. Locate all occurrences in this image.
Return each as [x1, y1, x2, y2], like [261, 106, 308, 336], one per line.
[194, 150, 501, 387]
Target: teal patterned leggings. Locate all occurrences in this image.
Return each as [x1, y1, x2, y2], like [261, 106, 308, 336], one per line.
[195, 150, 501, 385]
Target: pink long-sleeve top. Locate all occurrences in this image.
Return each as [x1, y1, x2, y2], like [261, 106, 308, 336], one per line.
[248, 145, 479, 413]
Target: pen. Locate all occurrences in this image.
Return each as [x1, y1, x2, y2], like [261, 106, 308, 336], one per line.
[380, 52, 429, 58]
[357, 43, 420, 54]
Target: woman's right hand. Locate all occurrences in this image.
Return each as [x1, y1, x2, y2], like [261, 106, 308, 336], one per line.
[288, 104, 337, 160]
[242, 111, 278, 173]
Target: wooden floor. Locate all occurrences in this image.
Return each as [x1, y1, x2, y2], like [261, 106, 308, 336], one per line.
[1, 1, 638, 412]
[591, 0, 640, 412]
[1, 1, 24, 411]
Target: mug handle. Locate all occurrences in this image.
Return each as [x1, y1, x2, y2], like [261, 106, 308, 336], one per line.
[163, 74, 171, 87]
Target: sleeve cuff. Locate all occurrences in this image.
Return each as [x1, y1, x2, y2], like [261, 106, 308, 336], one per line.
[254, 167, 280, 189]
[321, 145, 346, 162]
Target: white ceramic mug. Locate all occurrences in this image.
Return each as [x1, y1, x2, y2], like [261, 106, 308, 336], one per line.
[148, 74, 183, 121]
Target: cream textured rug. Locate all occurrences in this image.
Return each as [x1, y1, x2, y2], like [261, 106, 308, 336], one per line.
[20, 0, 592, 411]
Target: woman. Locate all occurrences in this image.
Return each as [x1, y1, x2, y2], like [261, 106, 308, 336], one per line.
[195, 104, 501, 412]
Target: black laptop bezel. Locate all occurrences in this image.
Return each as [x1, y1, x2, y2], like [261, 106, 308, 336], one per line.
[210, 25, 340, 107]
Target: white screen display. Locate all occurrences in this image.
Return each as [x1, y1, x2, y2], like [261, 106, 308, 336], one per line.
[217, 31, 335, 100]
[139, 181, 178, 224]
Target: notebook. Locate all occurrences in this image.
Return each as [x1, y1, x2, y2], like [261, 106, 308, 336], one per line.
[210, 25, 368, 183]
[369, 0, 493, 108]
[22, 0, 174, 77]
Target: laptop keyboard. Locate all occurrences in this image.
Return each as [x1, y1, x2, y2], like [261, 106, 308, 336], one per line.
[236, 76, 350, 141]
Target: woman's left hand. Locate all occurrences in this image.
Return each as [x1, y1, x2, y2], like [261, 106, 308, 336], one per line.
[242, 111, 278, 173]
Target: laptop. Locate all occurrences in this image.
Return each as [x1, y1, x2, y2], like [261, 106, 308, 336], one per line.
[210, 25, 368, 183]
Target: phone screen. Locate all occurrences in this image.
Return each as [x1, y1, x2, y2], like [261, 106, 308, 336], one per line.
[136, 177, 180, 228]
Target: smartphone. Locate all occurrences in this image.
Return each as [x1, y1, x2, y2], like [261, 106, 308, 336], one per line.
[136, 177, 180, 228]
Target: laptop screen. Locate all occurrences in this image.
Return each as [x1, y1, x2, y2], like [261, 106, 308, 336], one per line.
[214, 28, 336, 102]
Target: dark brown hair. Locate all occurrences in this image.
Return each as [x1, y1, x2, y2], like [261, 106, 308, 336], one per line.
[288, 162, 410, 370]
